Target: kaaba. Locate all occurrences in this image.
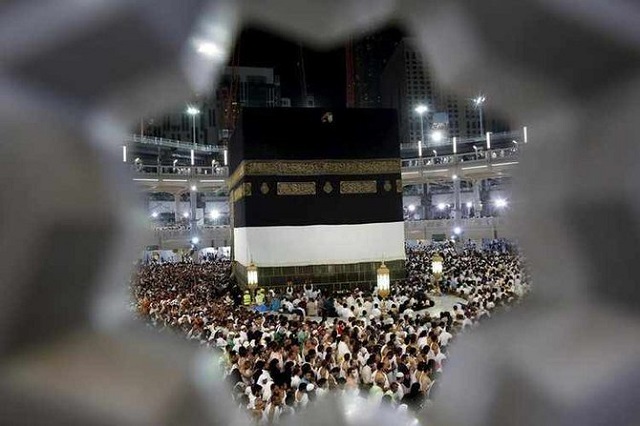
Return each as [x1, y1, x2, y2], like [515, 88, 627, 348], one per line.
[229, 107, 405, 288]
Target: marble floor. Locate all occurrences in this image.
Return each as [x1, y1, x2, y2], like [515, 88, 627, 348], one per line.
[422, 294, 467, 317]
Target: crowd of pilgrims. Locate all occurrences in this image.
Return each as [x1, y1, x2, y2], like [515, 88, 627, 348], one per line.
[132, 240, 529, 423]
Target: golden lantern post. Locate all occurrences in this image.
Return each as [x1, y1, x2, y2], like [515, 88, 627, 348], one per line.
[431, 253, 444, 295]
[377, 261, 391, 318]
[247, 262, 258, 305]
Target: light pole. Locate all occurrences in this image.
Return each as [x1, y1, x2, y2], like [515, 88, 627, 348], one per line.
[186, 106, 200, 166]
[493, 198, 507, 237]
[210, 209, 220, 226]
[431, 253, 444, 295]
[431, 130, 444, 144]
[191, 236, 200, 263]
[473, 95, 486, 137]
[494, 198, 508, 214]
[377, 261, 390, 318]
[415, 105, 428, 157]
[247, 262, 258, 304]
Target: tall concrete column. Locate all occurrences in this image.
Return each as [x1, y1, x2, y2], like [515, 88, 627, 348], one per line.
[173, 192, 181, 224]
[189, 185, 198, 234]
[473, 179, 483, 217]
[189, 184, 199, 263]
[480, 179, 491, 217]
[453, 178, 461, 221]
[422, 183, 432, 219]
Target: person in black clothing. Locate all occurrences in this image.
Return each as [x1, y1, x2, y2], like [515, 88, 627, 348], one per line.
[402, 382, 424, 412]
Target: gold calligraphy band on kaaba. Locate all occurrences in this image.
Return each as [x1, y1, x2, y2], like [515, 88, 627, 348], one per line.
[276, 181, 317, 196]
[231, 182, 252, 202]
[228, 158, 401, 189]
[339, 180, 377, 194]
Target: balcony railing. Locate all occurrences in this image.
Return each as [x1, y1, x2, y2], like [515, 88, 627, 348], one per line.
[401, 147, 520, 169]
[150, 217, 504, 240]
[128, 147, 519, 183]
[126, 134, 224, 153]
[150, 226, 231, 239]
[405, 217, 503, 229]
[131, 164, 229, 178]
[399, 130, 524, 153]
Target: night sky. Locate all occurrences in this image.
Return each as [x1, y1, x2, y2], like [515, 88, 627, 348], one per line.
[234, 28, 347, 108]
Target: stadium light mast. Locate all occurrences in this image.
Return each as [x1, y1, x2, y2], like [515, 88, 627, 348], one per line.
[415, 104, 428, 157]
[186, 106, 200, 166]
[473, 95, 486, 136]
